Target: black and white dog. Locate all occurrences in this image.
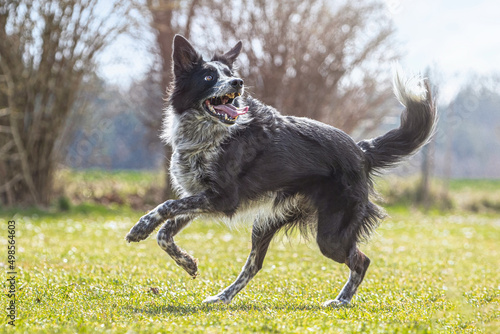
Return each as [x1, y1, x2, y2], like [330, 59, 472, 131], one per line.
[126, 35, 436, 307]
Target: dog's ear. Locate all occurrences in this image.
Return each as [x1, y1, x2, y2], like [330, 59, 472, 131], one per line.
[223, 41, 242, 66]
[172, 35, 202, 77]
[213, 41, 243, 68]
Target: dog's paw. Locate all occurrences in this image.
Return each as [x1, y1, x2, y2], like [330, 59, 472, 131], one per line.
[185, 261, 199, 279]
[125, 214, 159, 243]
[173, 255, 198, 278]
[125, 224, 148, 243]
[125, 229, 144, 243]
[202, 295, 230, 304]
[322, 298, 350, 308]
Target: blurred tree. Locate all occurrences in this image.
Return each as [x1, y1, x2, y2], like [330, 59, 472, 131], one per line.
[61, 77, 164, 170]
[0, 0, 135, 206]
[135, 0, 201, 199]
[194, 0, 399, 136]
[435, 76, 500, 178]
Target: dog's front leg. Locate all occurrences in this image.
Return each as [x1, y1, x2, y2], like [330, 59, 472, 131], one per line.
[157, 215, 199, 278]
[125, 194, 211, 243]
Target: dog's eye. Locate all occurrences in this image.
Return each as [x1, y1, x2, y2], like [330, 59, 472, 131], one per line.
[204, 75, 213, 81]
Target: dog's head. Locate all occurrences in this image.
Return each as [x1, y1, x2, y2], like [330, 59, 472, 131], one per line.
[169, 35, 249, 126]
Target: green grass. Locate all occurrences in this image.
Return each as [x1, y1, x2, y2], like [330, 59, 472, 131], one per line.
[448, 179, 500, 192]
[1, 206, 499, 333]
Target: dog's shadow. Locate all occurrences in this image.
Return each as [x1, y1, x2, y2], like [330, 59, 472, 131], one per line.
[126, 302, 331, 317]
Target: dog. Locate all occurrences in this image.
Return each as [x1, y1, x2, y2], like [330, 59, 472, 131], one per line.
[126, 35, 436, 307]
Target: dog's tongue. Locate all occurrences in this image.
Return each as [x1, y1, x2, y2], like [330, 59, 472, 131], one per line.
[213, 104, 249, 118]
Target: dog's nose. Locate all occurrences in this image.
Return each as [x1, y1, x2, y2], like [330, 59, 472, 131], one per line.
[231, 79, 244, 88]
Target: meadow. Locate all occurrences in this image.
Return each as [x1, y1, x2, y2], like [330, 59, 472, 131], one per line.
[1, 171, 499, 333]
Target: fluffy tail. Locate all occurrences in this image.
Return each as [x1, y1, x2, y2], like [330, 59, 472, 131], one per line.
[358, 67, 437, 173]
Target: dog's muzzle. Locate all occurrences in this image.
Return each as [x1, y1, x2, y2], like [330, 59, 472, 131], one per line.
[203, 90, 248, 125]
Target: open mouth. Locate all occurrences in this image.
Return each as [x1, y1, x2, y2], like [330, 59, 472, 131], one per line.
[203, 92, 249, 125]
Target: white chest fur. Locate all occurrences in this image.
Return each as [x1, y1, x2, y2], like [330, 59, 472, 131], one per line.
[164, 109, 229, 197]
[170, 147, 219, 197]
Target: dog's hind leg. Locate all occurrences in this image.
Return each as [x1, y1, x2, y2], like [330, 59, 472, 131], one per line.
[203, 218, 282, 304]
[156, 215, 198, 278]
[322, 246, 370, 307]
[316, 210, 371, 307]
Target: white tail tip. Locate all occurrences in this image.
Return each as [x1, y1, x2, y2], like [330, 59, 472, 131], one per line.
[392, 64, 427, 106]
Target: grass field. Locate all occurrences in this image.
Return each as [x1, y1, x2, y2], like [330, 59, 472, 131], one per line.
[1, 201, 499, 333]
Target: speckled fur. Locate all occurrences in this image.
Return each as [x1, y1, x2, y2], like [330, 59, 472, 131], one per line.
[125, 35, 437, 306]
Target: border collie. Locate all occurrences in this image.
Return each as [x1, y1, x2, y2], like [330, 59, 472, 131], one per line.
[126, 35, 436, 307]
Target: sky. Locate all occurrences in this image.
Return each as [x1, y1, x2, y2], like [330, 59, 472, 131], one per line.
[387, 0, 500, 101]
[99, 0, 500, 103]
